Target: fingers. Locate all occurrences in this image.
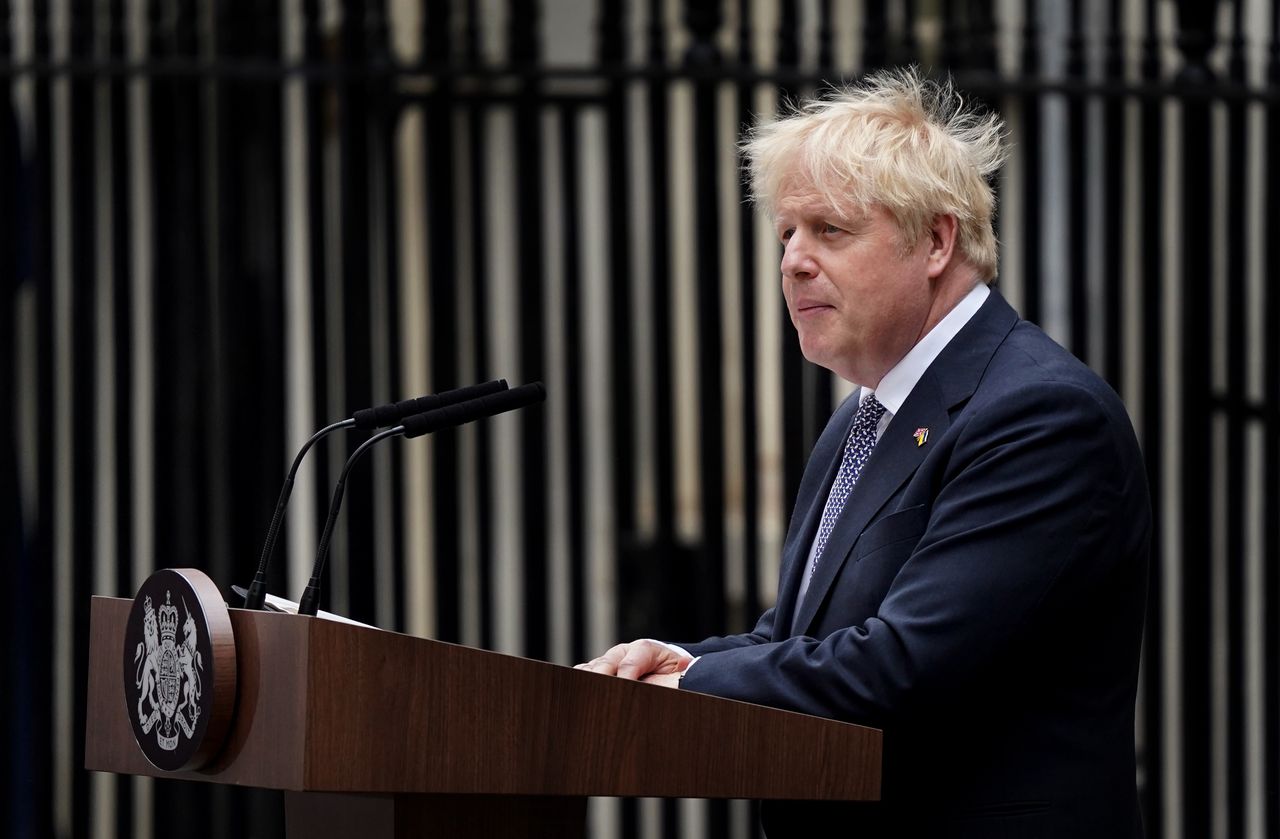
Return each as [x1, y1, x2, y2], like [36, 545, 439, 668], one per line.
[615, 641, 668, 681]
[575, 640, 689, 681]
[574, 643, 632, 676]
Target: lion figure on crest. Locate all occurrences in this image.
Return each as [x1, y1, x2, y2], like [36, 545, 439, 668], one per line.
[134, 596, 160, 726]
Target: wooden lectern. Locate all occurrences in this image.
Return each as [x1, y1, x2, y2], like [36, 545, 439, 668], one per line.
[85, 596, 881, 838]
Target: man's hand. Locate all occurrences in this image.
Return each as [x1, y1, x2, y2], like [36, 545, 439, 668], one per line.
[575, 640, 691, 685]
[640, 672, 682, 689]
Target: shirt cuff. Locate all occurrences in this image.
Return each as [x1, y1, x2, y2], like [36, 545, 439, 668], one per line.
[641, 639, 694, 659]
[638, 639, 699, 687]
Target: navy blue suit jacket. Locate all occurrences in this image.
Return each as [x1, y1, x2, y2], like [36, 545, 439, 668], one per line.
[679, 290, 1150, 838]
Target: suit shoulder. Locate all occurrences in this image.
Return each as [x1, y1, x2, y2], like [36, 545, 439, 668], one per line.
[965, 322, 1140, 447]
[986, 322, 1122, 402]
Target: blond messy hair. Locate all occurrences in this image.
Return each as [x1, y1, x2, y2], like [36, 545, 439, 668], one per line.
[743, 67, 1007, 281]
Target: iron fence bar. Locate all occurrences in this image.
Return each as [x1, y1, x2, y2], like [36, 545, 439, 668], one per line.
[558, 100, 588, 666]
[300, 0, 334, 622]
[30, 0, 57, 833]
[646, 0, 676, 556]
[737, 0, 761, 634]
[0, 0, 37, 824]
[1067, 0, 1088, 359]
[817, 0, 834, 74]
[201, 0, 232, 673]
[1265, 6, 1280, 837]
[424, 0, 463, 642]
[940, 0, 963, 71]
[1173, 3, 1218, 837]
[510, 0, 550, 660]
[970, 0, 998, 74]
[150, 0, 195, 627]
[67, 0, 97, 835]
[1019, 0, 1042, 325]
[1137, 0, 1165, 830]
[104, 0, 136, 828]
[248, 0, 291, 642]
[555, 6, 591, 666]
[1101, 0, 1125, 391]
[464, 0, 496, 651]
[335, 0, 376, 627]
[602, 0, 636, 545]
[687, 0, 727, 645]
[1224, 4, 1248, 836]
[899, 0, 920, 66]
[369, 0, 402, 634]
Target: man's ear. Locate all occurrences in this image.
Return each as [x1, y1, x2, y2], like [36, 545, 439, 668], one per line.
[926, 213, 959, 279]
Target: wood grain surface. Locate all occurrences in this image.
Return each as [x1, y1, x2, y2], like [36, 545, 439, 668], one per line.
[86, 596, 881, 801]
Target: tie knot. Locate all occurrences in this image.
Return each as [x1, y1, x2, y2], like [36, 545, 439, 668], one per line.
[854, 394, 887, 431]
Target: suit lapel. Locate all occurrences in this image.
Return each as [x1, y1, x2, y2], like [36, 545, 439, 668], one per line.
[771, 393, 861, 640]
[789, 289, 1021, 637]
[790, 375, 950, 635]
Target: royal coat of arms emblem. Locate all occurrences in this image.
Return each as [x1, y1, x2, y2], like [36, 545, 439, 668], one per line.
[123, 568, 236, 772]
[134, 591, 203, 751]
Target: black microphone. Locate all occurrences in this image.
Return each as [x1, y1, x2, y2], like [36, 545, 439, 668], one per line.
[350, 379, 510, 430]
[296, 381, 546, 617]
[402, 382, 547, 438]
[241, 378, 508, 610]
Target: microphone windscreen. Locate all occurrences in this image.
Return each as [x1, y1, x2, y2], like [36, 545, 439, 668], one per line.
[351, 379, 508, 429]
[407, 378, 508, 416]
[402, 382, 545, 439]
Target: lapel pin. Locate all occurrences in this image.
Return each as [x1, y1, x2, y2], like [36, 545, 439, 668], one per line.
[913, 427, 929, 447]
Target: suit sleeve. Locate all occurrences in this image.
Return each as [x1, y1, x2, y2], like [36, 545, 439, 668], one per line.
[678, 380, 1148, 722]
[677, 609, 776, 656]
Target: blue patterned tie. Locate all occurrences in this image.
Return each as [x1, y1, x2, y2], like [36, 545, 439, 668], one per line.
[809, 394, 887, 576]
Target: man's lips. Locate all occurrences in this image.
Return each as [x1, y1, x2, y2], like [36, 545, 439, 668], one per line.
[793, 300, 836, 317]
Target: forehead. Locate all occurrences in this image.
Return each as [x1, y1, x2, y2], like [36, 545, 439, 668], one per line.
[771, 168, 859, 214]
[772, 186, 870, 227]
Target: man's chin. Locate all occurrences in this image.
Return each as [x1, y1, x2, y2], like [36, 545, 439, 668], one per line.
[797, 332, 830, 360]
[797, 344, 861, 385]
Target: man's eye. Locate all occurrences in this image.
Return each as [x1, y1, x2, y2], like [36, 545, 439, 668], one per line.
[823, 223, 843, 235]
[779, 227, 795, 243]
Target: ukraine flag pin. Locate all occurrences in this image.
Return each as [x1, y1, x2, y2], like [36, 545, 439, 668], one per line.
[913, 427, 929, 447]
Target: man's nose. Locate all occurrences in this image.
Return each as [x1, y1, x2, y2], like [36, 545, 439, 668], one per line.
[781, 233, 816, 280]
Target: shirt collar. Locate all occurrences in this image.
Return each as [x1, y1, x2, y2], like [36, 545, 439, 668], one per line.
[862, 283, 990, 414]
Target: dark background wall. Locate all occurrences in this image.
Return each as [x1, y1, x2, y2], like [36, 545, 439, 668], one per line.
[3, 1, 1278, 838]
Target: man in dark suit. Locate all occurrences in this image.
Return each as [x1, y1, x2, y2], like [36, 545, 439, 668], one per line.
[579, 67, 1149, 838]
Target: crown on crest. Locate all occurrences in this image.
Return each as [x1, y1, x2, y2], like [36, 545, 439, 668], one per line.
[158, 591, 179, 644]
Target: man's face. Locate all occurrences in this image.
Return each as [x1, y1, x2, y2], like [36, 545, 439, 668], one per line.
[775, 188, 935, 387]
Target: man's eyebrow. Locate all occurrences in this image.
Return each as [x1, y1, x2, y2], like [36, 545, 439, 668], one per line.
[830, 207, 870, 227]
